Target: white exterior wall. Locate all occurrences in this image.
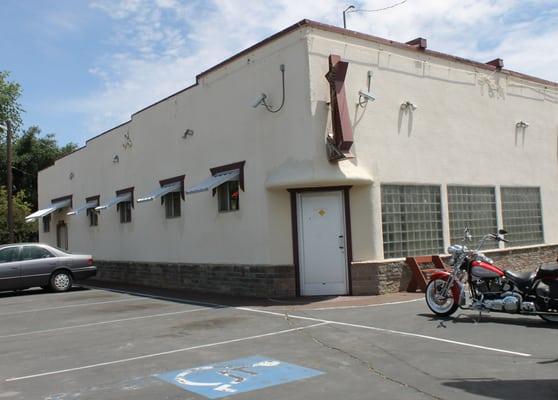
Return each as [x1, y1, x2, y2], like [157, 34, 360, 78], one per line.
[306, 28, 558, 262]
[38, 24, 558, 267]
[39, 28, 317, 266]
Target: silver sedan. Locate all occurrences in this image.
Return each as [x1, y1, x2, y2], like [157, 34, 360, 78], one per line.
[0, 243, 97, 292]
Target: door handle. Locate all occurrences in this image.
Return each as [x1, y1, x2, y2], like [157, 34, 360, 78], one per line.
[10, 267, 18, 270]
[338, 235, 345, 249]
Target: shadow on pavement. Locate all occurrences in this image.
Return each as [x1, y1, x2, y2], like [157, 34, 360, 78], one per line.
[83, 279, 418, 309]
[0, 286, 89, 299]
[443, 378, 558, 400]
[417, 313, 558, 329]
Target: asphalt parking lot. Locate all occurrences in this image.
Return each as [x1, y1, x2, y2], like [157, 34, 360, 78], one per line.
[0, 284, 557, 400]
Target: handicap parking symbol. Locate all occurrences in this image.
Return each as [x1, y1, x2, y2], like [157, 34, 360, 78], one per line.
[155, 355, 324, 398]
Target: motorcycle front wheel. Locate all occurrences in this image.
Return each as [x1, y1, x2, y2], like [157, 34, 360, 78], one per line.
[425, 279, 459, 317]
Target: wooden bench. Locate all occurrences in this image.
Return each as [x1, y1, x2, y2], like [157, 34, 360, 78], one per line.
[405, 255, 449, 292]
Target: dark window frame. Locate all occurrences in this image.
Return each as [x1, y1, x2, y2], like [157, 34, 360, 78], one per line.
[116, 187, 134, 224]
[86, 195, 100, 227]
[217, 180, 240, 212]
[159, 175, 185, 219]
[210, 161, 245, 213]
[164, 191, 182, 218]
[43, 214, 51, 233]
[51, 194, 73, 209]
[119, 201, 132, 223]
[159, 175, 185, 202]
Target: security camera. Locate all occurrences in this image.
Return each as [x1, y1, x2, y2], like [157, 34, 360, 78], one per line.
[358, 90, 376, 102]
[251, 93, 267, 108]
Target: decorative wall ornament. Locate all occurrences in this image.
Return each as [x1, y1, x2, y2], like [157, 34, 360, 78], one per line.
[478, 73, 505, 99]
[122, 131, 133, 150]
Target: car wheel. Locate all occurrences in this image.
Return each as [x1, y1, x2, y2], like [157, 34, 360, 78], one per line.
[50, 271, 73, 292]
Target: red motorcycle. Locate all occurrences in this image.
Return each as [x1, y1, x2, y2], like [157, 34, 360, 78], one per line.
[425, 229, 558, 322]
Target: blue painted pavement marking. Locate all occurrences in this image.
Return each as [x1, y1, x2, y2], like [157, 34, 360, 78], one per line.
[155, 355, 324, 398]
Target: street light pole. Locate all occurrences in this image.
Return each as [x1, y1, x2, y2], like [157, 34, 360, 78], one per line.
[6, 120, 14, 243]
[343, 5, 355, 29]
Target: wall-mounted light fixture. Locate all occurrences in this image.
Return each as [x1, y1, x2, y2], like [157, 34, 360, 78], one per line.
[516, 121, 529, 129]
[69, 172, 74, 180]
[112, 155, 119, 163]
[358, 71, 375, 108]
[182, 129, 194, 139]
[401, 101, 418, 111]
[251, 64, 286, 113]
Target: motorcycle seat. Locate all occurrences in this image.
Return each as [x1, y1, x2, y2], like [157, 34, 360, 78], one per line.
[504, 270, 535, 286]
[538, 262, 558, 279]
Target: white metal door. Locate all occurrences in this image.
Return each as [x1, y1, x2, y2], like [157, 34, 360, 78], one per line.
[298, 191, 347, 296]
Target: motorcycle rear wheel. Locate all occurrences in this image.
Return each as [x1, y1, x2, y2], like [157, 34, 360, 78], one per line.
[425, 279, 459, 317]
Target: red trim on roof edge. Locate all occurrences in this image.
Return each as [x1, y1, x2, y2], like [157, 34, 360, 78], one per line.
[52, 19, 558, 168]
[92, 19, 558, 134]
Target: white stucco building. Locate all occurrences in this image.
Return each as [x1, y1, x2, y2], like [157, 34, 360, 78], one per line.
[32, 20, 558, 297]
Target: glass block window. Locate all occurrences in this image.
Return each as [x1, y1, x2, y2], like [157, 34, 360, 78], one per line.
[448, 186, 498, 248]
[381, 185, 444, 258]
[501, 187, 543, 246]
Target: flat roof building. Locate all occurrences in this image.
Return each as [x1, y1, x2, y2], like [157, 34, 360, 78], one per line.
[34, 20, 558, 297]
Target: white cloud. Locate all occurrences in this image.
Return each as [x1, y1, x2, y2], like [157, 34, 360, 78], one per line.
[68, 0, 558, 142]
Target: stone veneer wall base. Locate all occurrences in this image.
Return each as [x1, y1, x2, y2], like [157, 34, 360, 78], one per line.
[95, 261, 296, 298]
[351, 244, 558, 296]
[94, 245, 557, 298]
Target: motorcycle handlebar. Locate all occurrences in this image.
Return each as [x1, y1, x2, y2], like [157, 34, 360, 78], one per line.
[491, 233, 509, 243]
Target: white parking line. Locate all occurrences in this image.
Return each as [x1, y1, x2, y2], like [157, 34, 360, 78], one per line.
[306, 298, 423, 311]
[0, 289, 121, 306]
[80, 286, 532, 358]
[237, 307, 532, 357]
[0, 298, 143, 317]
[5, 322, 328, 382]
[83, 285, 225, 308]
[0, 308, 210, 340]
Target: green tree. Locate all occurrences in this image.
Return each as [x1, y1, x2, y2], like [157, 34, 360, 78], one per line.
[14, 126, 78, 208]
[1, 70, 77, 241]
[0, 186, 37, 243]
[0, 70, 23, 130]
[0, 71, 24, 198]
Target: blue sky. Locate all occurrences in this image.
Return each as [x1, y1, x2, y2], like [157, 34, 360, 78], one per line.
[2, 0, 557, 146]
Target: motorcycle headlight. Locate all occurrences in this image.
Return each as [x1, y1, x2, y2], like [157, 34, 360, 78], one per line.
[448, 254, 456, 266]
[447, 245, 459, 254]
